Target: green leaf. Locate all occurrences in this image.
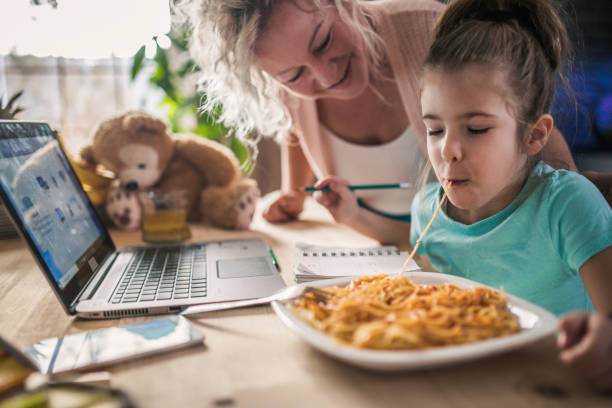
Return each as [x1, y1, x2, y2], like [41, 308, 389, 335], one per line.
[131, 46, 146, 80]
[158, 96, 179, 129]
[230, 135, 255, 175]
[169, 31, 189, 51]
[177, 59, 198, 77]
[154, 44, 170, 74]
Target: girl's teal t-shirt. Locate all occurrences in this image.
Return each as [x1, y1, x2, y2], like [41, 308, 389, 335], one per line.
[410, 161, 612, 316]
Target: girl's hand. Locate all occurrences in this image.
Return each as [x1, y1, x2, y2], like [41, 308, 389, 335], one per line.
[312, 176, 359, 223]
[263, 191, 306, 223]
[558, 312, 612, 389]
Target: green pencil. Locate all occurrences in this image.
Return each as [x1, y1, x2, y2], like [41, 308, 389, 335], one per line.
[268, 247, 280, 272]
[304, 183, 412, 192]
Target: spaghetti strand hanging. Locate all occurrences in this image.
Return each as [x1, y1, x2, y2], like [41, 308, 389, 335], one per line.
[399, 183, 452, 276]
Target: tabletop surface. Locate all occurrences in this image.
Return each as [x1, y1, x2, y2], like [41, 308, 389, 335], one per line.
[1, 195, 610, 408]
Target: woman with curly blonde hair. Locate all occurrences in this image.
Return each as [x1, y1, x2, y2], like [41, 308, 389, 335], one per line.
[173, 0, 578, 249]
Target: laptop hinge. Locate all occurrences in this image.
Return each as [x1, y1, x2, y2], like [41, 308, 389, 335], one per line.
[73, 252, 119, 306]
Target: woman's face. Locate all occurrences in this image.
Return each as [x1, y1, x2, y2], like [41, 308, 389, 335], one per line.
[255, 0, 370, 100]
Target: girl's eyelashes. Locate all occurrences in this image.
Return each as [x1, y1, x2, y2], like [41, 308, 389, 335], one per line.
[468, 127, 490, 134]
[426, 127, 490, 136]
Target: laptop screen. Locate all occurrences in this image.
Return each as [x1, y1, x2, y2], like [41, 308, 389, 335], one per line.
[0, 121, 115, 311]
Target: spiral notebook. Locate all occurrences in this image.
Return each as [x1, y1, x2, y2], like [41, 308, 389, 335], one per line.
[293, 242, 420, 283]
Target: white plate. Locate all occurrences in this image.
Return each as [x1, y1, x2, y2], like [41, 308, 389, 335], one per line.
[271, 272, 557, 372]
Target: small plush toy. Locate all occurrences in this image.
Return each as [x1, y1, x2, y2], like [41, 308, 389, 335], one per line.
[81, 111, 259, 230]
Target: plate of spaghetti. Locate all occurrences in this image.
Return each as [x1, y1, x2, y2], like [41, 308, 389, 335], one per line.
[271, 272, 557, 371]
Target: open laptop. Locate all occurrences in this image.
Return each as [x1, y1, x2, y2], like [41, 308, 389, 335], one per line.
[0, 120, 286, 319]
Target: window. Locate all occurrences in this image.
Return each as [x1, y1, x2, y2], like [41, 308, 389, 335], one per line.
[0, 0, 171, 157]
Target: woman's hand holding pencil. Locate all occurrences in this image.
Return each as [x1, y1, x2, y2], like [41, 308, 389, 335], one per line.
[309, 178, 414, 222]
[311, 176, 363, 223]
[311, 176, 415, 250]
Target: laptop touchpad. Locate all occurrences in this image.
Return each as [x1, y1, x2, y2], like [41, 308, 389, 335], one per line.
[217, 257, 275, 279]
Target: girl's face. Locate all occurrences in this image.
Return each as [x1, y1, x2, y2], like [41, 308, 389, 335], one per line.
[255, 0, 370, 100]
[421, 64, 529, 224]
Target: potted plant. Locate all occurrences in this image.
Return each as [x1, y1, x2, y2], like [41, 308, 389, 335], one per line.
[131, 30, 254, 175]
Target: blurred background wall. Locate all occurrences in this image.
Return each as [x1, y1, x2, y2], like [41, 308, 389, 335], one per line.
[553, 0, 612, 172]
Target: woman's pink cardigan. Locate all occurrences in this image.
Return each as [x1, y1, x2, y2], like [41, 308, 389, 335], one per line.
[280, 0, 444, 189]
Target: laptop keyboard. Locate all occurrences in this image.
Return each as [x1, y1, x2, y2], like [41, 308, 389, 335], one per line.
[110, 245, 207, 304]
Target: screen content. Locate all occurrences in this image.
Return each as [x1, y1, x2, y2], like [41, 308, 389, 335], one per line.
[0, 123, 105, 289]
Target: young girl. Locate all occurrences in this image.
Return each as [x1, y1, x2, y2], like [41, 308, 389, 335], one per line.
[410, 0, 612, 317]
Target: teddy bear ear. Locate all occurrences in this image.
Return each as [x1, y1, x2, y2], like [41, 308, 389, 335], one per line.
[80, 145, 98, 167]
[123, 111, 169, 136]
[92, 116, 119, 145]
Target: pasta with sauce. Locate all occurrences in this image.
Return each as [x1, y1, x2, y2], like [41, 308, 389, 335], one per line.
[291, 274, 520, 350]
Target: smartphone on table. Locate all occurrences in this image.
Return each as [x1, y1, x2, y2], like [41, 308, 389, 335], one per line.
[23, 316, 204, 374]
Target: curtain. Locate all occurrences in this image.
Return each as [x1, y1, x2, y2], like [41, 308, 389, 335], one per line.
[0, 54, 162, 158]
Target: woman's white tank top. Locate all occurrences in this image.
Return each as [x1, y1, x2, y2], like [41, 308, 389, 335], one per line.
[326, 126, 426, 215]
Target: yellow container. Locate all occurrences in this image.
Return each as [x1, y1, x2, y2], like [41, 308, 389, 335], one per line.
[142, 209, 191, 243]
[70, 160, 114, 207]
[56, 134, 114, 207]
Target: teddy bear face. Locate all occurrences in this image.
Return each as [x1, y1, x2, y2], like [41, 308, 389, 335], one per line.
[115, 144, 163, 190]
[92, 112, 174, 190]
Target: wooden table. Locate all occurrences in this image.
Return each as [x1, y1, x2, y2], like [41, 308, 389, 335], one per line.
[1, 196, 610, 407]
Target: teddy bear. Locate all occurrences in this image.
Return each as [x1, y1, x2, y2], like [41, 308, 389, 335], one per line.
[80, 111, 260, 230]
